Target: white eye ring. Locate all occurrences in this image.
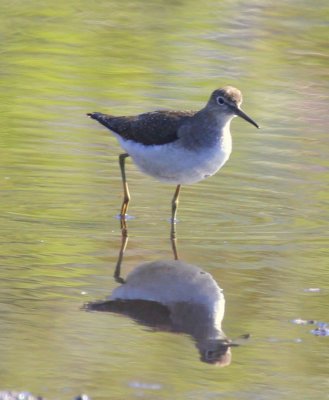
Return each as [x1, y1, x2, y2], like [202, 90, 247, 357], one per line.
[216, 96, 225, 105]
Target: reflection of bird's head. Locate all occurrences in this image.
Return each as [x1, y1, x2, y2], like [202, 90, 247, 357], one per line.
[199, 339, 234, 366]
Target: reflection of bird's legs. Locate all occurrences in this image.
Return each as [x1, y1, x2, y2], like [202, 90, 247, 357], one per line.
[170, 184, 181, 260]
[171, 236, 179, 260]
[119, 153, 130, 230]
[114, 230, 128, 284]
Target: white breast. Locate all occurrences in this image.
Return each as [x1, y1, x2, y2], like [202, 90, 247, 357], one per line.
[114, 130, 232, 185]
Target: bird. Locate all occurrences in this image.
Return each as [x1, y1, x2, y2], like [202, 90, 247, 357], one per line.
[87, 86, 259, 232]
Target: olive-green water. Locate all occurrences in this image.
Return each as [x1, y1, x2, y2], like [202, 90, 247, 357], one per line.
[1, 1, 328, 399]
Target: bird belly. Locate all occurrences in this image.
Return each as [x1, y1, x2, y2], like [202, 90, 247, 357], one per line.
[115, 135, 232, 185]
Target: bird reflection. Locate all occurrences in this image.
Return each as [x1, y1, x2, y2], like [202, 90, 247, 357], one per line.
[88, 259, 229, 364]
[86, 232, 248, 365]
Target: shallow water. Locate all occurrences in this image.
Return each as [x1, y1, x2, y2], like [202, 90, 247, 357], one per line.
[1, 1, 328, 399]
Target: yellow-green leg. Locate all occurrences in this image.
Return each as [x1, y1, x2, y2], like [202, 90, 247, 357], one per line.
[119, 153, 130, 228]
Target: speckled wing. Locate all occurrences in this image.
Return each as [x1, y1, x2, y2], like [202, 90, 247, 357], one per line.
[87, 110, 196, 145]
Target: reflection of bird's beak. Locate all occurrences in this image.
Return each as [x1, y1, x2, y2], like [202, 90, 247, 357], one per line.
[235, 106, 259, 128]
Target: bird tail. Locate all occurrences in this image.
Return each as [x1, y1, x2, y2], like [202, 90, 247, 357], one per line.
[86, 112, 116, 130]
[86, 112, 104, 120]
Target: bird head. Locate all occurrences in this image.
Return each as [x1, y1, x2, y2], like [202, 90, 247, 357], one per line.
[207, 86, 259, 128]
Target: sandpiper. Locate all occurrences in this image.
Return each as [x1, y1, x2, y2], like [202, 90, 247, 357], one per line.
[87, 86, 259, 230]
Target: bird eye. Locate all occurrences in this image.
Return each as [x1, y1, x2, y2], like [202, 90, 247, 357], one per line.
[205, 350, 215, 359]
[216, 96, 225, 105]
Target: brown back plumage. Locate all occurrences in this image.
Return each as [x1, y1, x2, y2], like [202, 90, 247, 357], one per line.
[87, 110, 196, 145]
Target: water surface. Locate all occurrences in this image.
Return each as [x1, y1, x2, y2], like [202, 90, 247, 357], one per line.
[0, 1, 328, 399]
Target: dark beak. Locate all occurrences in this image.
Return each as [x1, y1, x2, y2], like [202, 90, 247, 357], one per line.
[235, 107, 259, 129]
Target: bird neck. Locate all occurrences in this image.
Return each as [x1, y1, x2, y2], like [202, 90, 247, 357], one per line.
[179, 108, 232, 150]
[196, 107, 234, 129]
